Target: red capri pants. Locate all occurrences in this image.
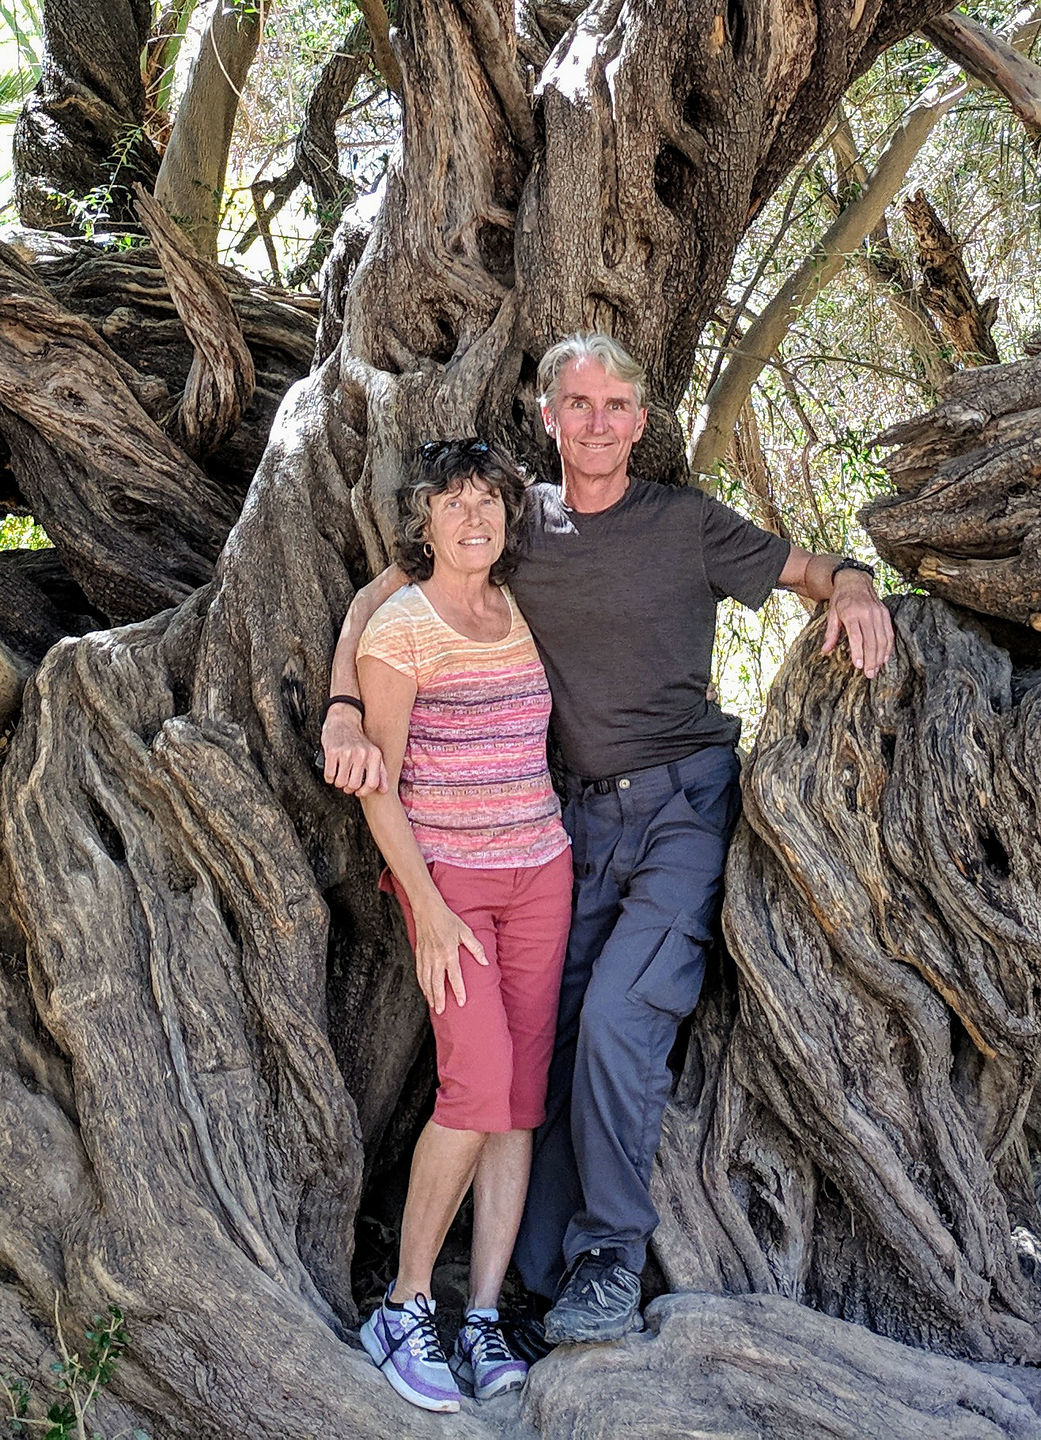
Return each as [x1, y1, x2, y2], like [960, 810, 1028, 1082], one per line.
[383, 846, 573, 1133]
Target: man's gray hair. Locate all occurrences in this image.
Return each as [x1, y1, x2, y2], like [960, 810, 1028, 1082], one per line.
[537, 332, 647, 412]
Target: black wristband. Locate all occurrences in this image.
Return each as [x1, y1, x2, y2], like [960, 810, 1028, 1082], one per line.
[324, 694, 366, 721]
[830, 556, 876, 582]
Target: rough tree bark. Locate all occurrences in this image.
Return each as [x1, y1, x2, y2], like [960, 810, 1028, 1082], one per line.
[863, 358, 1041, 628]
[13, 0, 160, 230]
[902, 190, 1001, 366]
[667, 596, 1041, 1363]
[134, 186, 257, 460]
[4, 2, 1041, 1438]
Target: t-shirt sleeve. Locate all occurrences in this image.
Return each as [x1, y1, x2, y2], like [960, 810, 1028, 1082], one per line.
[700, 494, 791, 610]
[356, 594, 422, 682]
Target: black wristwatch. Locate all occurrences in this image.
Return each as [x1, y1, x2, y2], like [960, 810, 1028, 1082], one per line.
[830, 556, 876, 581]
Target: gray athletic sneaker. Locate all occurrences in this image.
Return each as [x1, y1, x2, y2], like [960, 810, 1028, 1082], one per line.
[452, 1311, 528, 1399]
[543, 1248, 643, 1343]
[360, 1286, 461, 1412]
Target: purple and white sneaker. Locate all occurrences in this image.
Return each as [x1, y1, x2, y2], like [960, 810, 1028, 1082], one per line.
[360, 1286, 461, 1413]
[452, 1310, 528, 1401]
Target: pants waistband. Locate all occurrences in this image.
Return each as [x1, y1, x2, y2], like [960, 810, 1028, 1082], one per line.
[565, 745, 735, 802]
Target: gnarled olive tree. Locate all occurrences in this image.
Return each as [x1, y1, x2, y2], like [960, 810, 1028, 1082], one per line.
[2, 1, 1040, 1437]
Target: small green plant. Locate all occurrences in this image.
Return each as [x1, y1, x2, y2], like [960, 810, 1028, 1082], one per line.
[1, 1301, 150, 1440]
[54, 124, 148, 239]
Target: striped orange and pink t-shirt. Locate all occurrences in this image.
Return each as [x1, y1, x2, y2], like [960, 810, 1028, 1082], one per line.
[356, 585, 569, 869]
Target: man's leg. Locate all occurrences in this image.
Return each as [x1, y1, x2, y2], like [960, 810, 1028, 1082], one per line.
[513, 803, 623, 1301]
[547, 747, 741, 1340]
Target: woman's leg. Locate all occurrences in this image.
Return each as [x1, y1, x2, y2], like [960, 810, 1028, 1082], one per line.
[392, 1120, 487, 1302]
[361, 1116, 486, 1412]
[383, 862, 512, 1304]
[467, 1128, 532, 1310]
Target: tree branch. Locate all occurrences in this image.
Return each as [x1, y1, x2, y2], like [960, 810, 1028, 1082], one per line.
[689, 76, 967, 476]
[134, 186, 256, 459]
[829, 106, 954, 392]
[922, 12, 1041, 143]
[453, 0, 536, 159]
[354, 0, 403, 96]
[155, 0, 273, 260]
[0, 251, 237, 620]
[13, 0, 160, 230]
[235, 29, 373, 283]
[143, 0, 199, 153]
[902, 190, 1000, 366]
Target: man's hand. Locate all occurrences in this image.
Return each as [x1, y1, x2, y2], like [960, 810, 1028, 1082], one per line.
[321, 563, 407, 793]
[820, 569, 894, 679]
[779, 548, 894, 680]
[412, 898, 488, 1014]
[321, 703, 387, 795]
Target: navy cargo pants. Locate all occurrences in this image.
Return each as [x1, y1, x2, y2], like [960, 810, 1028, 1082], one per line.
[513, 744, 741, 1297]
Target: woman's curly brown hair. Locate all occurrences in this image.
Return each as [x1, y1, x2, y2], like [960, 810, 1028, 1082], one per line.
[396, 439, 530, 584]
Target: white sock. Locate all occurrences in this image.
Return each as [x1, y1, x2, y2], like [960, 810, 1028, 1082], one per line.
[465, 1306, 498, 1323]
[385, 1284, 434, 1317]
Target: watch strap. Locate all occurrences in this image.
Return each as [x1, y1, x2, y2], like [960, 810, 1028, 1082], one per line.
[830, 556, 876, 581]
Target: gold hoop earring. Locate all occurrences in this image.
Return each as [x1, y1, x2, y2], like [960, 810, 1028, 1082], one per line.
[423, 542, 434, 558]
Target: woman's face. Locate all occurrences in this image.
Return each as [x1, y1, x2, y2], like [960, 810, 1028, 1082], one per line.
[425, 477, 507, 578]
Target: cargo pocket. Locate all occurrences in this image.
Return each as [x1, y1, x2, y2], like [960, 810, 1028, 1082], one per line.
[627, 915, 708, 1019]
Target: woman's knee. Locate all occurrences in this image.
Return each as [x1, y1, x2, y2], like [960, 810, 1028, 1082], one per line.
[433, 1080, 514, 1133]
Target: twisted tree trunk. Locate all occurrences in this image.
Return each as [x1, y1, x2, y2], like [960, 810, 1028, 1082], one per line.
[656, 596, 1041, 1363]
[13, 0, 160, 229]
[5, 1, 1041, 1437]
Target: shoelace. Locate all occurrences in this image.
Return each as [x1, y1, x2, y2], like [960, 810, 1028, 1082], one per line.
[380, 1294, 445, 1367]
[559, 1248, 613, 1288]
[462, 1314, 512, 1363]
[560, 1250, 636, 1302]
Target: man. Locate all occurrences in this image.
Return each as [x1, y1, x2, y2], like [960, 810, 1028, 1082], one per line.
[323, 333, 893, 1346]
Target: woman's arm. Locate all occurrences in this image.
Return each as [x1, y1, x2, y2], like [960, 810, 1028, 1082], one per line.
[358, 654, 487, 1014]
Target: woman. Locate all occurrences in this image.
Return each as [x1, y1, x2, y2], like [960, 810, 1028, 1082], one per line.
[350, 439, 572, 1413]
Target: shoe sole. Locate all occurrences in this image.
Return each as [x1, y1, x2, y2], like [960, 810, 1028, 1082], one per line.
[451, 1353, 527, 1401]
[360, 1316, 461, 1413]
[543, 1307, 644, 1345]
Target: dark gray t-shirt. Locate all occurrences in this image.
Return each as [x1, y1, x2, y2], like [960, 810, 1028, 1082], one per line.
[510, 479, 791, 779]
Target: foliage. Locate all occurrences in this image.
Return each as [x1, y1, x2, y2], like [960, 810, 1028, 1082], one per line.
[185, 0, 399, 279]
[0, 515, 49, 550]
[695, 6, 1034, 733]
[0, 0, 40, 217]
[1, 1305, 150, 1440]
[52, 125, 151, 239]
[0, 0, 40, 124]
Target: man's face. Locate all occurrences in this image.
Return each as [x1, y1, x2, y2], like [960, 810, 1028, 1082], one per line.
[542, 356, 647, 482]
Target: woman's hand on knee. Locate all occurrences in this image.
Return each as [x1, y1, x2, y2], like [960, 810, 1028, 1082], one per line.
[414, 903, 487, 1014]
